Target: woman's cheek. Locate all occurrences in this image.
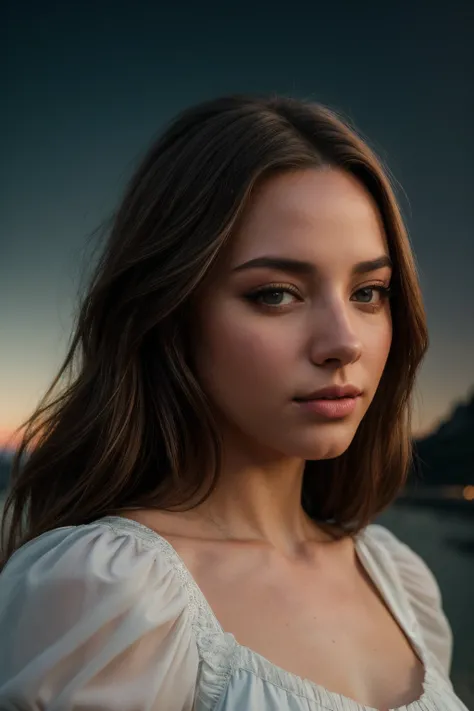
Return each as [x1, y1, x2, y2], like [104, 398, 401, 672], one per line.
[365, 320, 392, 374]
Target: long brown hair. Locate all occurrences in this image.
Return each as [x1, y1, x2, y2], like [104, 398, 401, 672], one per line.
[1, 95, 428, 567]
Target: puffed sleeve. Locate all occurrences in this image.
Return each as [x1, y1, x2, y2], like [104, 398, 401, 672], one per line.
[368, 524, 453, 679]
[0, 521, 199, 711]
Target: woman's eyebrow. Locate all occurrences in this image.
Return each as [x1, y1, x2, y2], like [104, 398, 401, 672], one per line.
[352, 255, 392, 274]
[232, 255, 392, 276]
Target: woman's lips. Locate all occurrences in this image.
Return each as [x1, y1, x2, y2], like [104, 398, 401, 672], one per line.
[294, 396, 360, 419]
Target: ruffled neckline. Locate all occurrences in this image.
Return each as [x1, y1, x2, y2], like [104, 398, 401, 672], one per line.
[98, 515, 445, 711]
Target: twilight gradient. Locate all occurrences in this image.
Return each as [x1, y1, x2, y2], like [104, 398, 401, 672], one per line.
[1, 1, 473, 448]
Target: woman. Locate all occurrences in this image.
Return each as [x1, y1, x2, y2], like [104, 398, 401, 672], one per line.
[0, 95, 467, 711]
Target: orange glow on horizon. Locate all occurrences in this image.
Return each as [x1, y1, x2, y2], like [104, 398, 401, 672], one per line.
[0, 425, 40, 452]
[0, 429, 23, 451]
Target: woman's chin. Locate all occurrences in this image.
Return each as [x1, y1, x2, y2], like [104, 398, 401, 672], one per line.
[287, 428, 357, 461]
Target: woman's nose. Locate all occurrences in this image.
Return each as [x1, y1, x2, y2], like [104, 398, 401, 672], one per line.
[309, 302, 362, 368]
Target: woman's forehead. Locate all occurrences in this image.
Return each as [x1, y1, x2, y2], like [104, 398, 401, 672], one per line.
[228, 168, 388, 270]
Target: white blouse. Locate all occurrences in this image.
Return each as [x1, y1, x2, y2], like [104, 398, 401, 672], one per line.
[0, 515, 469, 711]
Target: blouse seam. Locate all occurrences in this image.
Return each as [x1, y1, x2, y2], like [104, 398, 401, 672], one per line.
[235, 664, 335, 710]
[95, 520, 162, 547]
[195, 663, 234, 709]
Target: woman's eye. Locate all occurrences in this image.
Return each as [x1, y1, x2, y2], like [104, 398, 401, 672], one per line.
[352, 286, 390, 304]
[247, 286, 300, 308]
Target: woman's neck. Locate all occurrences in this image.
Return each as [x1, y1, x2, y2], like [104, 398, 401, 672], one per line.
[182, 451, 340, 557]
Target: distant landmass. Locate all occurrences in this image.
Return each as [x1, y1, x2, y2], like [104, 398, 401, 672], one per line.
[1, 392, 473, 492]
[411, 390, 474, 486]
[0, 450, 14, 490]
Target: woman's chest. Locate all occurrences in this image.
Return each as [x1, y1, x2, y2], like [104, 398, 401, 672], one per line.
[187, 545, 426, 710]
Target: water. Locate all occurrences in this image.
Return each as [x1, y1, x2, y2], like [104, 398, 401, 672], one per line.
[1, 495, 473, 706]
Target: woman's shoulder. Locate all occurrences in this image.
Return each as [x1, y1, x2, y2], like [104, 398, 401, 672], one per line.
[363, 523, 444, 605]
[363, 523, 453, 677]
[0, 515, 194, 643]
[1, 515, 183, 590]
[0, 516, 199, 709]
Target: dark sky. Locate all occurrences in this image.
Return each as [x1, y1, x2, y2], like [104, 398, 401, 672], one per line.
[1, 1, 473, 445]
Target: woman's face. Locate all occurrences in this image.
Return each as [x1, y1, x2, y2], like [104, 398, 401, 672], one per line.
[192, 167, 393, 460]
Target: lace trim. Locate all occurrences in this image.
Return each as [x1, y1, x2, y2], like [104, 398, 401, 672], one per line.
[96, 516, 235, 679]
